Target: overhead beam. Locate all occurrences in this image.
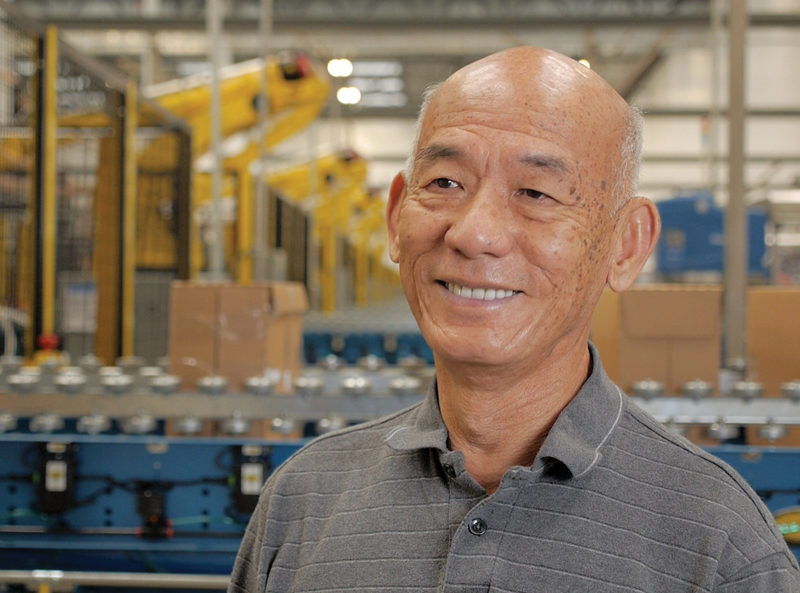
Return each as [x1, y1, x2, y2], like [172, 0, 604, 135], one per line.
[27, 13, 800, 32]
[618, 45, 665, 100]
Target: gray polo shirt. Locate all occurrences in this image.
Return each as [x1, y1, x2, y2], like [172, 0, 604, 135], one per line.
[230, 345, 799, 592]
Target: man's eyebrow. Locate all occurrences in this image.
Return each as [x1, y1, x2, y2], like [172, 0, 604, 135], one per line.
[415, 145, 573, 177]
[518, 153, 573, 175]
[415, 144, 463, 163]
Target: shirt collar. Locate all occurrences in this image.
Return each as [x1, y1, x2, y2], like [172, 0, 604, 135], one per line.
[383, 342, 624, 480]
[383, 375, 448, 453]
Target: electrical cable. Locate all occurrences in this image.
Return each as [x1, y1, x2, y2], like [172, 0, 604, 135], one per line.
[214, 447, 233, 472]
[0, 473, 32, 482]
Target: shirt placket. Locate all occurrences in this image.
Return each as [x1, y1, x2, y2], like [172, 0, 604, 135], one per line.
[438, 453, 521, 592]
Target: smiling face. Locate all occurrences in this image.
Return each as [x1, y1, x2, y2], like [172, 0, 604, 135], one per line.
[388, 47, 639, 371]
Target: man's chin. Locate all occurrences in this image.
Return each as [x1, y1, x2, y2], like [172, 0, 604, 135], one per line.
[424, 334, 520, 368]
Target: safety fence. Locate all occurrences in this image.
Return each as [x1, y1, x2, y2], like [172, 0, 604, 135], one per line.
[0, 1, 191, 363]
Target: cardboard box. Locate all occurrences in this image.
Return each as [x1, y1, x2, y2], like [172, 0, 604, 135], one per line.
[217, 284, 272, 391]
[619, 285, 722, 395]
[271, 282, 309, 391]
[746, 287, 800, 446]
[747, 287, 800, 395]
[168, 282, 220, 390]
[217, 282, 308, 393]
[590, 289, 621, 383]
[167, 281, 309, 393]
[592, 285, 722, 395]
[591, 285, 723, 446]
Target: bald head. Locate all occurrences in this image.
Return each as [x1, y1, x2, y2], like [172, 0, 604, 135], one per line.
[405, 47, 643, 215]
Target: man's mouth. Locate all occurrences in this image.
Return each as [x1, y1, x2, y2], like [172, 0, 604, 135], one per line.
[441, 281, 519, 301]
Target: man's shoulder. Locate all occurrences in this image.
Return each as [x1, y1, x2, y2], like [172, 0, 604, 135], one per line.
[606, 400, 791, 560]
[613, 401, 766, 504]
[616, 402, 748, 482]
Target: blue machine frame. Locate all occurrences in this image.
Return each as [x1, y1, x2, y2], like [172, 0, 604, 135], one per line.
[0, 434, 304, 576]
[1, 435, 799, 582]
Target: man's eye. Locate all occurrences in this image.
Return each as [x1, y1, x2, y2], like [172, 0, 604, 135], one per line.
[433, 178, 458, 189]
[524, 189, 547, 200]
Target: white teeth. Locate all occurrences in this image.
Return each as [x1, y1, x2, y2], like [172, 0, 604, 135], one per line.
[445, 283, 516, 301]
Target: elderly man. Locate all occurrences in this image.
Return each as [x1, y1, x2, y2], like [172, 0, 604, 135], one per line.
[230, 47, 799, 592]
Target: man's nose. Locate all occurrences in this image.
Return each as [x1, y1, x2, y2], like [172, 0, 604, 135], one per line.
[443, 186, 513, 258]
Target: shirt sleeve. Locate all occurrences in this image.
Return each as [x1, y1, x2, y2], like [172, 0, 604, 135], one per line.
[717, 551, 800, 592]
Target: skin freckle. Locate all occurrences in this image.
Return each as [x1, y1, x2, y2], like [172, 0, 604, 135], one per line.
[601, 180, 607, 191]
[569, 187, 576, 195]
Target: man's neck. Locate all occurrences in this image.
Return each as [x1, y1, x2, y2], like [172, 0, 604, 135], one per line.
[435, 342, 591, 495]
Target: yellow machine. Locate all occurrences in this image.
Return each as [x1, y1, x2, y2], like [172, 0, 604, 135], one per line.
[259, 150, 392, 311]
[140, 54, 397, 309]
[139, 54, 330, 272]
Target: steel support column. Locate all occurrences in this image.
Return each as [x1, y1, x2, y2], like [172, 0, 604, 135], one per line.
[723, 0, 748, 364]
[206, 0, 226, 279]
[121, 80, 138, 356]
[37, 26, 58, 343]
[253, 0, 274, 281]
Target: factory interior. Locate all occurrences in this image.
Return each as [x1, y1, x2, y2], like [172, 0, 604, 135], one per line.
[2, 0, 800, 588]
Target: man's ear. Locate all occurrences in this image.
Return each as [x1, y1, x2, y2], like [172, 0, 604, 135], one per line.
[607, 197, 661, 292]
[386, 172, 407, 263]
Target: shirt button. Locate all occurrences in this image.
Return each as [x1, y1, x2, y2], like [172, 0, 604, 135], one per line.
[443, 464, 456, 479]
[468, 518, 487, 536]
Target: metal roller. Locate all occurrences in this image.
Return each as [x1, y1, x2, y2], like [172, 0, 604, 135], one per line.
[294, 374, 325, 396]
[149, 374, 181, 394]
[631, 380, 665, 400]
[197, 375, 229, 395]
[682, 380, 714, 399]
[341, 375, 372, 396]
[77, 412, 112, 435]
[781, 381, 800, 402]
[7, 371, 41, 394]
[732, 380, 764, 401]
[120, 412, 157, 435]
[29, 413, 65, 433]
[245, 375, 277, 396]
[707, 421, 739, 441]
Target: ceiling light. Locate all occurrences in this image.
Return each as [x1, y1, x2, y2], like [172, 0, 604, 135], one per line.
[336, 86, 361, 105]
[327, 58, 353, 78]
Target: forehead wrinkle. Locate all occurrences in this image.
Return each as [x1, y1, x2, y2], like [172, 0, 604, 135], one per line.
[518, 153, 573, 177]
[416, 143, 463, 165]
